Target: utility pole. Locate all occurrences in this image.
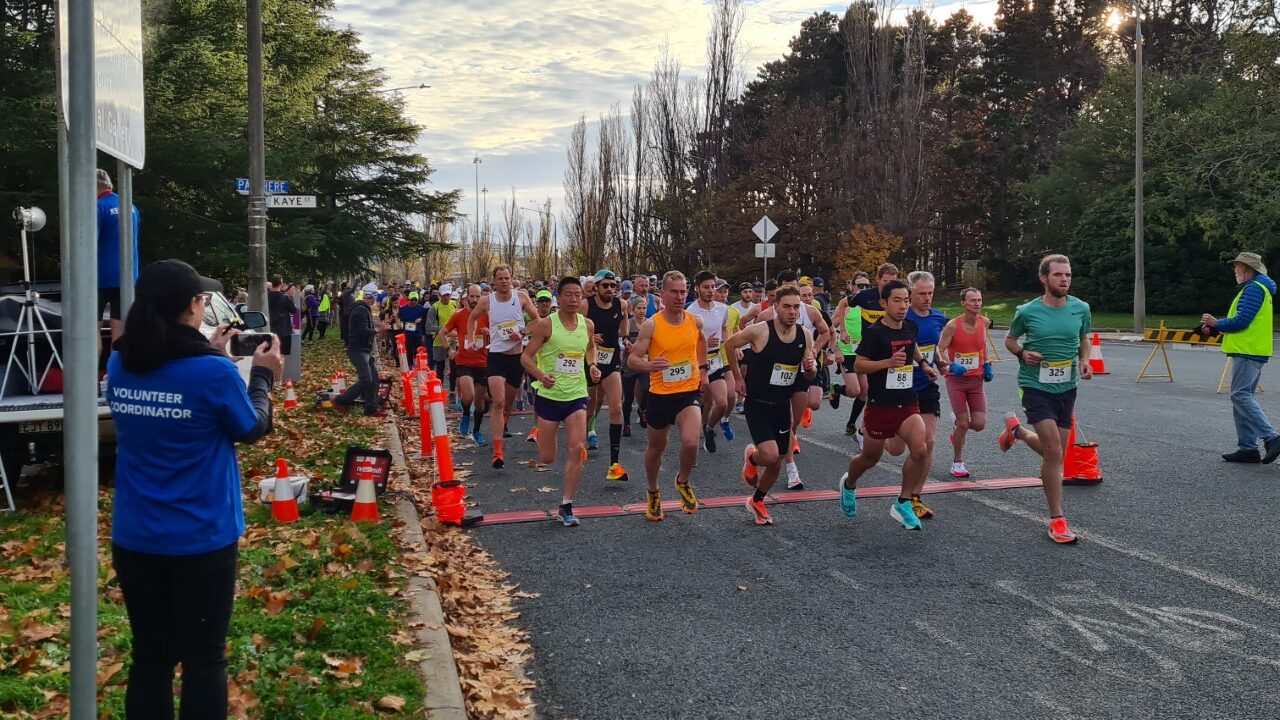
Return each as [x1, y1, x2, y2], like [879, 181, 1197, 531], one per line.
[1132, 1, 1146, 334]
[247, 0, 268, 312]
[473, 155, 481, 251]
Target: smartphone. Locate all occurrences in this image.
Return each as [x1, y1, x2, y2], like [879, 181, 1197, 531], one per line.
[230, 332, 274, 357]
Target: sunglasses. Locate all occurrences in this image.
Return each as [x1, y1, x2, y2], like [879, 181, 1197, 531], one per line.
[598, 282, 617, 289]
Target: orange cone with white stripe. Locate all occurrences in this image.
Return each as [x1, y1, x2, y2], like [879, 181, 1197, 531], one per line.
[350, 466, 380, 523]
[337, 370, 347, 391]
[271, 459, 301, 523]
[1088, 333, 1109, 375]
[330, 372, 340, 394]
[282, 380, 298, 409]
[1063, 415, 1103, 485]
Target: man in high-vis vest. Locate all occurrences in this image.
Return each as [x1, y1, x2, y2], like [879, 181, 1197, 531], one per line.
[1201, 252, 1280, 464]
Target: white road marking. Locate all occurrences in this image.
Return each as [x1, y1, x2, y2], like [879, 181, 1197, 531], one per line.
[912, 620, 961, 648]
[828, 569, 863, 591]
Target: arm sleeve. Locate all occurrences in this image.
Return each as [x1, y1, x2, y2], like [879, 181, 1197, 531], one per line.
[1217, 285, 1262, 333]
[215, 363, 274, 443]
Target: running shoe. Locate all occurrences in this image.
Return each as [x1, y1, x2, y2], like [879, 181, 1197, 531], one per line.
[950, 461, 970, 478]
[473, 429, 487, 446]
[845, 422, 857, 437]
[910, 494, 934, 520]
[721, 420, 735, 441]
[792, 437, 801, 455]
[735, 401, 745, 415]
[855, 428, 864, 449]
[890, 499, 922, 530]
[703, 425, 718, 454]
[638, 410, 648, 428]
[675, 481, 699, 514]
[746, 497, 773, 525]
[556, 505, 580, 527]
[587, 432, 599, 451]
[829, 384, 842, 409]
[645, 490, 664, 521]
[785, 461, 803, 490]
[741, 444, 759, 488]
[949, 432, 954, 447]
[580, 447, 588, 465]
[998, 412, 1020, 452]
[838, 472, 858, 517]
[801, 408, 813, 429]
[492, 452, 504, 469]
[526, 427, 538, 443]
[515, 396, 524, 411]
[1048, 516, 1078, 544]
[606, 463, 629, 482]
[459, 414, 471, 437]
[503, 425, 513, 439]
[623, 424, 632, 438]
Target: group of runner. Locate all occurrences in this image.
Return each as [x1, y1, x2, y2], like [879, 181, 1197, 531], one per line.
[391, 254, 1092, 543]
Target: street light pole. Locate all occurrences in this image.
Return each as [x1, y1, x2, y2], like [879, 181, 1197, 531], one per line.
[247, 0, 268, 313]
[1133, 2, 1146, 333]
[473, 155, 481, 249]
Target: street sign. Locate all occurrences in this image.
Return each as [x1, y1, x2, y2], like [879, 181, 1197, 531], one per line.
[237, 178, 290, 195]
[752, 216, 778, 243]
[57, 0, 147, 168]
[754, 243, 776, 259]
[267, 195, 316, 209]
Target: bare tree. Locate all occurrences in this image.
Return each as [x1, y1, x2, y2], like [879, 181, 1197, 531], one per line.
[529, 198, 558, 281]
[499, 188, 523, 269]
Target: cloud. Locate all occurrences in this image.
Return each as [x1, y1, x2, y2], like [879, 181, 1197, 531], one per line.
[331, 0, 998, 226]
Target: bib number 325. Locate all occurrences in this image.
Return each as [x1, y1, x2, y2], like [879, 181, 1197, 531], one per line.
[1039, 359, 1074, 384]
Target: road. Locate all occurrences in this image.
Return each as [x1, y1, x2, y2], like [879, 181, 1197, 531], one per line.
[449, 336, 1280, 720]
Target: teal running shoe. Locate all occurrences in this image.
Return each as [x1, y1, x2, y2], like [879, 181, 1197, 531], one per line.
[473, 429, 486, 446]
[459, 414, 471, 436]
[555, 505, 580, 527]
[890, 499, 922, 530]
[839, 472, 858, 518]
[587, 432, 599, 451]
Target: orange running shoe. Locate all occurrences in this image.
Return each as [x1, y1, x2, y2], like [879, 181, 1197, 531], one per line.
[997, 412, 1020, 452]
[910, 494, 934, 519]
[1049, 516, 1078, 544]
[801, 407, 813, 429]
[492, 452, 504, 469]
[746, 497, 773, 525]
[792, 436, 801, 455]
[645, 490, 664, 522]
[675, 481, 699, 514]
[742, 444, 759, 488]
[526, 427, 539, 443]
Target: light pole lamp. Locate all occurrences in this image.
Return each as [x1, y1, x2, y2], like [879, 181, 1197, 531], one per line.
[373, 83, 431, 94]
[1133, 1, 1145, 334]
[472, 155, 481, 248]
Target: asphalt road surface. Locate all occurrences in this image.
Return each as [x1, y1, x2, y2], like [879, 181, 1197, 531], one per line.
[450, 336, 1280, 720]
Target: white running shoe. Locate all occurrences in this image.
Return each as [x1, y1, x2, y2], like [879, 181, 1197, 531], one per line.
[950, 461, 970, 478]
[855, 428, 865, 450]
[785, 461, 803, 490]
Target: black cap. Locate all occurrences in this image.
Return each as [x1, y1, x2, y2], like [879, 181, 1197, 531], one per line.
[135, 260, 222, 303]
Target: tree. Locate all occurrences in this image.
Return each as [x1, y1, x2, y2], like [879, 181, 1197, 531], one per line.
[499, 189, 522, 269]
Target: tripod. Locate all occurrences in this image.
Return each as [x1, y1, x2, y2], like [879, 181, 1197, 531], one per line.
[0, 222, 64, 400]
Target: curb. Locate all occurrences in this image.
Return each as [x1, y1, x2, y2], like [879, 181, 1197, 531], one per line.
[383, 419, 468, 720]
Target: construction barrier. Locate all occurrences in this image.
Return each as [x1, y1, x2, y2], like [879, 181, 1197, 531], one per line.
[1137, 321, 1259, 392]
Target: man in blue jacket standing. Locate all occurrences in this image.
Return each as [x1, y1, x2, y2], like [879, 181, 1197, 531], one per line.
[1201, 252, 1280, 463]
[97, 168, 140, 343]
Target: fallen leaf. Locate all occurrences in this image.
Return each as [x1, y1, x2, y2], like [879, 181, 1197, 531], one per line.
[508, 487, 527, 493]
[404, 649, 430, 662]
[97, 662, 124, 684]
[376, 695, 406, 711]
[736, 585, 748, 592]
[537, 486, 555, 493]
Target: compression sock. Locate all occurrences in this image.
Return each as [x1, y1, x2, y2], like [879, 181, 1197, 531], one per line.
[609, 423, 622, 464]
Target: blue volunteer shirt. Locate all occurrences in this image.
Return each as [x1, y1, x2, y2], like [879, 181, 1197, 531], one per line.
[97, 191, 140, 289]
[908, 307, 948, 391]
[398, 303, 428, 337]
[107, 353, 257, 555]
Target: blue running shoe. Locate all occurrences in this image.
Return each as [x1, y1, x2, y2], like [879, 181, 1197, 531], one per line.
[587, 432, 599, 451]
[459, 414, 471, 436]
[720, 420, 735, 441]
[473, 429, 487, 446]
[839, 472, 858, 518]
[890, 499, 922, 530]
[556, 505, 580, 527]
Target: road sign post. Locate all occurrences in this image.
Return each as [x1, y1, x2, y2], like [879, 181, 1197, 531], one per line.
[752, 215, 778, 282]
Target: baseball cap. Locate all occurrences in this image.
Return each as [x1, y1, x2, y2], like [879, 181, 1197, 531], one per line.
[739, 281, 753, 291]
[361, 282, 379, 295]
[408, 291, 419, 300]
[594, 268, 616, 281]
[480, 282, 490, 290]
[813, 276, 825, 287]
[439, 283, 454, 296]
[798, 275, 813, 286]
[715, 278, 729, 289]
[536, 290, 553, 301]
[620, 280, 633, 293]
[135, 260, 223, 305]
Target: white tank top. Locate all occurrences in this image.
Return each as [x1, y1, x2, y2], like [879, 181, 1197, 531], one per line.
[687, 301, 728, 343]
[488, 292, 525, 353]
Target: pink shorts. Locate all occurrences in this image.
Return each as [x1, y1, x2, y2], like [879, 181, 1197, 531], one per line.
[945, 374, 987, 415]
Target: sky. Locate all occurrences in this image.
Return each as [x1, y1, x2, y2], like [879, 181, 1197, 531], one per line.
[329, 0, 998, 232]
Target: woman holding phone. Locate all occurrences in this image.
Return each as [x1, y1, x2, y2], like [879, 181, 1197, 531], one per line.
[106, 259, 282, 719]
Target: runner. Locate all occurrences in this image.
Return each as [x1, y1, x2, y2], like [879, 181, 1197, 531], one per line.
[444, 284, 490, 445]
[829, 275, 865, 420]
[998, 254, 1093, 544]
[838, 279, 937, 530]
[468, 264, 541, 469]
[626, 270, 704, 521]
[525, 289, 555, 442]
[427, 284, 458, 405]
[627, 273, 661, 429]
[937, 287, 994, 478]
[686, 271, 731, 453]
[521, 276, 600, 527]
[846, 264, 899, 442]
[585, 269, 631, 482]
[884, 271, 947, 520]
[724, 286, 817, 525]
[728, 282, 757, 417]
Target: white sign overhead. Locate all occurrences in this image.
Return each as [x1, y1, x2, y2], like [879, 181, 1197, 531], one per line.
[752, 216, 778, 243]
[754, 243, 776, 259]
[58, 0, 147, 168]
[267, 195, 317, 209]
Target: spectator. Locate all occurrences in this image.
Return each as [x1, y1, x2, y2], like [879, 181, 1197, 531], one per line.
[96, 168, 140, 343]
[333, 282, 384, 416]
[336, 282, 352, 346]
[316, 285, 333, 339]
[813, 276, 831, 314]
[303, 285, 320, 341]
[108, 259, 281, 719]
[267, 275, 296, 355]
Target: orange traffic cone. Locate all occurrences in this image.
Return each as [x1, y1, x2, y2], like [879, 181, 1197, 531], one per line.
[336, 370, 347, 391]
[330, 372, 340, 394]
[271, 459, 301, 523]
[350, 466, 380, 523]
[282, 380, 298, 409]
[1088, 333, 1109, 375]
[1063, 415, 1102, 485]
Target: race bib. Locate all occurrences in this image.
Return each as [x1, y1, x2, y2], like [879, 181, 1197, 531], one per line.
[662, 360, 693, 384]
[596, 347, 615, 365]
[403, 322, 416, 332]
[1039, 359, 1074, 384]
[471, 335, 485, 351]
[955, 352, 981, 371]
[919, 344, 936, 364]
[496, 319, 519, 340]
[708, 355, 724, 374]
[885, 365, 913, 390]
[770, 362, 798, 387]
[555, 352, 584, 375]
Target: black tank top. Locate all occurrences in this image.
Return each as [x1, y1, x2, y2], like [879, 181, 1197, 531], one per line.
[586, 296, 624, 364]
[747, 320, 806, 402]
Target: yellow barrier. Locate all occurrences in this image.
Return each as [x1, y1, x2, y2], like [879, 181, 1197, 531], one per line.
[1136, 320, 1259, 393]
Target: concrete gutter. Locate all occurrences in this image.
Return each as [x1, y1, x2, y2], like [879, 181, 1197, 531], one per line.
[384, 419, 468, 720]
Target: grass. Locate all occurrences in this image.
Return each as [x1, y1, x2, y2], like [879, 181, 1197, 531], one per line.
[931, 292, 1204, 331]
[0, 336, 425, 719]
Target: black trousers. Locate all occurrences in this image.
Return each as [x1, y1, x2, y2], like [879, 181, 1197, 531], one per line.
[113, 541, 239, 720]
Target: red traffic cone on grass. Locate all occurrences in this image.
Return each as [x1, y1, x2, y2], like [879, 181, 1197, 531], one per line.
[350, 468, 380, 523]
[1063, 415, 1103, 485]
[271, 459, 301, 523]
[1088, 333, 1109, 375]
[282, 380, 298, 409]
[330, 372, 340, 394]
[336, 370, 347, 391]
